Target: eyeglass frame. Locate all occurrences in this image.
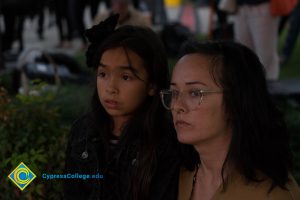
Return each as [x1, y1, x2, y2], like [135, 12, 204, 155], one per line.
[160, 88, 223, 110]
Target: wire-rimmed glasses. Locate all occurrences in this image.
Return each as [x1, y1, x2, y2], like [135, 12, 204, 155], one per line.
[160, 89, 222, 110]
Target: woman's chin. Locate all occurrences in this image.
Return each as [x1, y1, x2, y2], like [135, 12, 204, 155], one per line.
[177, 133, 195, 145]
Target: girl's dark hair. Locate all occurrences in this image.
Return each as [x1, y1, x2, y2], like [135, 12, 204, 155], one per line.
[88, 25, 169, 199]
[179, 40, 292, 190]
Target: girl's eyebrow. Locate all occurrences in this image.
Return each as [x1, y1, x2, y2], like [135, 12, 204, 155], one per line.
[98, 62, 139, 73]
[170, 81, 207, 86]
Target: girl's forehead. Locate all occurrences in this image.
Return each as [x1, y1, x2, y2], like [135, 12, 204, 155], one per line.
[100, 48, 144, 70]
[99, 47, 150, 82]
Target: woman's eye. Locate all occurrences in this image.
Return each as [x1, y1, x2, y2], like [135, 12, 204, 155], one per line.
[190, 90, 201, 97]
[171, 90, 179, 98]
[97, 72, 106, 78]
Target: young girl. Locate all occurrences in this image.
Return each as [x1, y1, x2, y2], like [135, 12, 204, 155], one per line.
[64, 15, 180, 200]
[160, 40, 300, 200]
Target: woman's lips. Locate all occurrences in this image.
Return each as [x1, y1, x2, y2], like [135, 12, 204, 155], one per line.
[104, 100, 120, 109]
[175, 120, 192, 129]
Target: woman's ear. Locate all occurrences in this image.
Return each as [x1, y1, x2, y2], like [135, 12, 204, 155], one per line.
[147, 84, 156, 96]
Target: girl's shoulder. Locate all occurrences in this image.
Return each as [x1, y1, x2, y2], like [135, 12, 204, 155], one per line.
[66, 113, 101, 164]
[71, 113, 94, 128]
[68, 113, 96, 142]
[156, 122, 179, 154]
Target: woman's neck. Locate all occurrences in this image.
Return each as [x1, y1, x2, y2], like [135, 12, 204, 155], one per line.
[194, 131, 232, 180]
[191, 132, 232, 200]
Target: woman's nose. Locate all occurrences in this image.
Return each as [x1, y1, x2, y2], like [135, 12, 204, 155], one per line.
[171, 95, 187, 113]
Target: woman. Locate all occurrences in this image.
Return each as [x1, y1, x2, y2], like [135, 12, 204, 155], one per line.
[160, 40, 300, 200]
[64, 14, 179, 200]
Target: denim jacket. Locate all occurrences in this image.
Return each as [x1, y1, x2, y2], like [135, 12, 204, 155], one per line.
[64, 113, 180, 200]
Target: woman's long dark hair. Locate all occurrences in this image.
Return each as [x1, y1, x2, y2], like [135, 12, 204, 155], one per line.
[88, 25, 170, 199]
[179, 40, 292, 191]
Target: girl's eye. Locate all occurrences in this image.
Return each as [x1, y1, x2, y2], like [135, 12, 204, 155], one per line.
[97, 72, 106, 78]
[122, 74, 133, 81]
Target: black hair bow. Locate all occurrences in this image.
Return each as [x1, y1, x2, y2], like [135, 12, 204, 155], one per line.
[85, 14, 119, 68]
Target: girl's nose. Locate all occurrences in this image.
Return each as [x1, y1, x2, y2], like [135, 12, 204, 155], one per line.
[105, 77, 119, 95]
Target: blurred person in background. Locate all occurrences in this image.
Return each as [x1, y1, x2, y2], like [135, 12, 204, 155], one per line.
[234, 0, 279, 80]
[1, 0, 44, 53]
[52, 0, 73, 48]
[94, 0, 151, 27]
[144, 0, 167, 25]
[280, 2, 300, 65]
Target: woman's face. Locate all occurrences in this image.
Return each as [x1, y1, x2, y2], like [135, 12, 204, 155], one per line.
[97, 47, 154, 121]
[170, 53, 231, 147]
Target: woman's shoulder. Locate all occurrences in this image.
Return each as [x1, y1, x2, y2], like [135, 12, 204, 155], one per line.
[263, 175, 300, 200]
[177, 167, 300, 200]
[214, 171, 300, 200]
[178, 167, 196, 200]
[284, 176, 300, 200]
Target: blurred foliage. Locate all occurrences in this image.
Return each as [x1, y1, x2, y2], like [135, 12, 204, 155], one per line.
[0, 81, 68, 199]
[283, 101, 300, 183]
[0, 70, 14, 95]
[279, 29, 300, 79]
[73, 52, 87, 71]
[50, 83, 93, 125]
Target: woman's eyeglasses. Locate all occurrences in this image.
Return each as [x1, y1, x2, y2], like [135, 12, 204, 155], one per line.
[160, 89, 222, 110]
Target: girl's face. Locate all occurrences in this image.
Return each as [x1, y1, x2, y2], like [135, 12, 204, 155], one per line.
[97, 47, 154, 122]
[170, 53, 231, 147]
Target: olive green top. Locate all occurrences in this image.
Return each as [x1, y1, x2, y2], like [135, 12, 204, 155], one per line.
[178, 167, 300, 200]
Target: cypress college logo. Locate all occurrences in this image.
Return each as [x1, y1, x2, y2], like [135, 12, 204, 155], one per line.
[8, 162, 36, 191]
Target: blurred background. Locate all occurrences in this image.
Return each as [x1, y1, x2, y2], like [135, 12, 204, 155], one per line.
[1, 0, 300, 199]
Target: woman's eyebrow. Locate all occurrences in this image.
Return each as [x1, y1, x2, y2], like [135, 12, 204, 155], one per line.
[185, 81, 207, 86]
[98, 62, 107, 68]
[170, 81, 207, 86]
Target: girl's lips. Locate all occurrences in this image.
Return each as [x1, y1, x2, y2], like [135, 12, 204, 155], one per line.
[104, 100, 120, 109]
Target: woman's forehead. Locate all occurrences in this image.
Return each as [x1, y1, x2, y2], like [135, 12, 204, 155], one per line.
[173, 54, 210, 77]
[171, 54, 219, 87]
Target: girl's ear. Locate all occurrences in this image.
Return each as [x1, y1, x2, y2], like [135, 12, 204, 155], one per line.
[147, 84, 156, 96]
